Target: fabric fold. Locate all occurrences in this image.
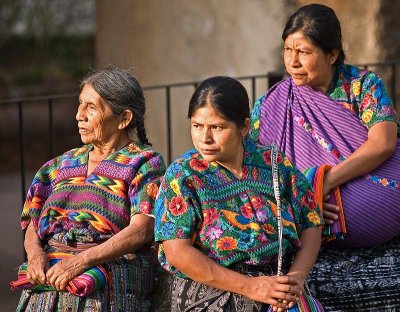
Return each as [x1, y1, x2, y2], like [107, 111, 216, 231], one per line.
[302, 165, 346, 243]
[10, 252, 108, 297]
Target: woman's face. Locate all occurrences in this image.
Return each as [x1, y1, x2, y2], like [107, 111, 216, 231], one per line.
[190, 103, 249, 166]
[76, 84, 122, 145]
[283, 31, 338, 92]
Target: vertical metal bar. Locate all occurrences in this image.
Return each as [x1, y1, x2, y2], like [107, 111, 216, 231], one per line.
[391, 63, 396, 109]
[251, 77, 256, 107]
[48, 98, 55, 158]
[166, 86, 172, 164]
[18, 101, 26, 203]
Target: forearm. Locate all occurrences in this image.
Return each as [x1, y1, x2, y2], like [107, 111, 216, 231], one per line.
[288, 227, 321, 285]
[327, 121, 397, 189]
[24, 221, 45, 259]
[78, 214, 154, 268]
[163, 240, 250, 296]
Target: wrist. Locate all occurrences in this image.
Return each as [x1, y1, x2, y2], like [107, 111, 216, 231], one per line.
[27, 248, 46, 261]
[287, 271, 307, 286]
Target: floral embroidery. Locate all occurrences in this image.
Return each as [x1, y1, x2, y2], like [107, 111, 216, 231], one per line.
[155, 138, 322, 277]
[168, 196, 188, 216]
[294, 116, 346, 162]
[189, 158, 209, 171]
[216, 236, 238, 251]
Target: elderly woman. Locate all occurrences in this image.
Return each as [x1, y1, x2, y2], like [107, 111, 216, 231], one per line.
[154, 76, 323, 311]
[13, 68, 165, 311]
[250, 4, 400, 310]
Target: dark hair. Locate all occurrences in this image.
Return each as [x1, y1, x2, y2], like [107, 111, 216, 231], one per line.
[80, 67, 150, 145]
[282, 3, 345, 65]
[188, 76, 250, 127]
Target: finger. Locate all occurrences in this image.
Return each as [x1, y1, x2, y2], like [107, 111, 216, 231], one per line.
[270, 289, 298, 303]
[281, 284, 302, 296]
[276, 275, 299, 286]
[323, 194, 331, 201]
[268, 298, 289, 309]
[59, 277, 69, 292]
[323, 210, 338, 223]
[323, 202, 339, 212]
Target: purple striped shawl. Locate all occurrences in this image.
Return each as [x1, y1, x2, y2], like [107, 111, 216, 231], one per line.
[258, 78, 400, 248]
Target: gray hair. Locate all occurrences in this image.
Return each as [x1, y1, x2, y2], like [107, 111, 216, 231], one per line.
[80, 66, 150, 145]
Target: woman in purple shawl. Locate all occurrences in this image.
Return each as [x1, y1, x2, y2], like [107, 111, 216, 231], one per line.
[250, 4, 400, 311]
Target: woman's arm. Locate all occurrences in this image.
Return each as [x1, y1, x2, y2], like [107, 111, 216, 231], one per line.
[45, 213, 154, 291]
[24, 222, 48, 285]
[322, 121, 397, 222]
[287, 227, 322, 288]
[162, 238, 302, 309]
[324, 121, 397, 193]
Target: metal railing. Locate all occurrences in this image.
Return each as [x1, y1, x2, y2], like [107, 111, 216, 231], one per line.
[1, 62, 399, 205]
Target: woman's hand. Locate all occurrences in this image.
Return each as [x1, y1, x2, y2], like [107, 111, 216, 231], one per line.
[245, 274, 301, 309]
[322, 195, 339, 224]
[45, 254, 87, 291]
[26, 250, 49, 285]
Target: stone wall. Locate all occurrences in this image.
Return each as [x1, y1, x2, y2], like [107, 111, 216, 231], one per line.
[96, 0, 290, 159]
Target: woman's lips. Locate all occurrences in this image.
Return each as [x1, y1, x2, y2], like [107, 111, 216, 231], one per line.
[200, 149, 218, 155]
[78, 128, 90, 134]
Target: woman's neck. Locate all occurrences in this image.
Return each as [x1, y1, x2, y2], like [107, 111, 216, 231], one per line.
[317, 65, 336, 94]
[216, 144, 245, 179]
[91, 134, 131, 159]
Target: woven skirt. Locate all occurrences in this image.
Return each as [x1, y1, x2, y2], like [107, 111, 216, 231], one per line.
[16, 246, 155, 312]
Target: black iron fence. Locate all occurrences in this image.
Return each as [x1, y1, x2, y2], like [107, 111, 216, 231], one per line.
[1, 62, 399, 204]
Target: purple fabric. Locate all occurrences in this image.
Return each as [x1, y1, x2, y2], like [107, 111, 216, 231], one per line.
[259, 78, 400, 248]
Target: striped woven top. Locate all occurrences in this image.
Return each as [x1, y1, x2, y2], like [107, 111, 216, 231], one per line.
[21, 142, 165, 244]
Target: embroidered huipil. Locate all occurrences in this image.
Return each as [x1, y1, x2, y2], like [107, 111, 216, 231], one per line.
[155, 138, 322, 278]
[21, 143, 165, 245]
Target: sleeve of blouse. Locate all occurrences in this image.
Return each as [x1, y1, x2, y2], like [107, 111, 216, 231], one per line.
[249, 95, 266, 142]
[20, 156, 61, 231]
[280, 153, 323, 232]
[154, 161, 200, 243]
[356, 71, 397, 128]
[129, 151, 166, 217]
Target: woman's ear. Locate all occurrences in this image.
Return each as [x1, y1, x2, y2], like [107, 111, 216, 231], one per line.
[329, 49, 340, 65]
[241, 118, 251, 137]
[118, 110, 134, 130]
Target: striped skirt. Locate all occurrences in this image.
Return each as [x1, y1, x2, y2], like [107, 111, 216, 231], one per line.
[16, 241, 155, 312]
[308, 236, 400, 312]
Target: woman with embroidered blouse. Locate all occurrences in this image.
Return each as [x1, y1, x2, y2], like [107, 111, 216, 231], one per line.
[13, 68, 165, 311]
[154, 76, 323, 311]
[250, 4, 400, 310]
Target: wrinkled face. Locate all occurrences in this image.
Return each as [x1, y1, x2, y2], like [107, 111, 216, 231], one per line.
[190, 104, 249, 166]
[283, 31, 338, 92]
[76, 84, 121, 145]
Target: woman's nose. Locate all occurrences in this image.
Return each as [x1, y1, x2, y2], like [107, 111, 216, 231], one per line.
[76, 107, 87, 122]
[290, 52, 300, 67]
[201, 128, 213, 143]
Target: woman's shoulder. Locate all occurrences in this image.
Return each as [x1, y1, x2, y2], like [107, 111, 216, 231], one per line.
[337, 64, 381, 87]
[244, 139, 292, 170]
[164, 149, 209, 178]
[123, 142, 163, 158]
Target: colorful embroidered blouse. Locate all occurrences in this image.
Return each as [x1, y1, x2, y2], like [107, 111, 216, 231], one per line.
[154, 138, 322, 278]
[21, 143, 165, 244]
[251, 64, 398, 139]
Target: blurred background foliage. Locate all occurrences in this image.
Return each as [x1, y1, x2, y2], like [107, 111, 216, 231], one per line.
[0, 0, 95, 98]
